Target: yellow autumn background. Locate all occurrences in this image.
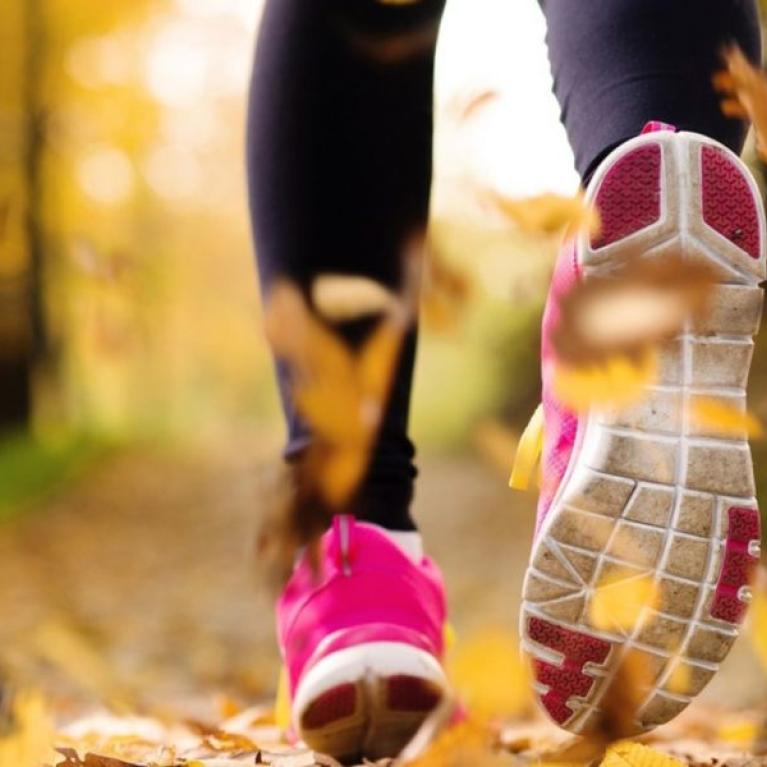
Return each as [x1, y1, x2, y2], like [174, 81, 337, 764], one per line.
[4, 0, 767, 765]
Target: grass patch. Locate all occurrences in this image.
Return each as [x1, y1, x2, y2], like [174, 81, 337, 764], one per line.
[0, 432, 105, 521]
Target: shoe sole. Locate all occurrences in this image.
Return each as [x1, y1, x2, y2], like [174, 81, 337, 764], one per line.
[521, 130, 765, 733]
[292, 641, 447, 761]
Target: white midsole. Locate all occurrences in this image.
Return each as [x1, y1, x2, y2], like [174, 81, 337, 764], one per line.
[292, 641, 448, 731]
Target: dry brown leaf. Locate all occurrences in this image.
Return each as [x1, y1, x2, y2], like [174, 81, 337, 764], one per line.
[259, 277, 412, 583]
[396, 696, 459, 765]
[312, 275, 399, 322]
[491, 191, 600, 237]
[82, 753, 143, 767]
[454, 89, 500, 121]
[420, 248, 473, 333]
[552, 253, 716, 367]
[185, 720, 260, 753]
[714, 46, 767, 162]
[265, 281, 406, 505]
[590, 649, 657, 742]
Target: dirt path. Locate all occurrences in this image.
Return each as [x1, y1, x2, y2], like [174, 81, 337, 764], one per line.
[0, 440, 762, 719]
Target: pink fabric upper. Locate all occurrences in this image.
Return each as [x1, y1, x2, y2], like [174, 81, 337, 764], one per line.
[538, 239, 581, 533]
[277, 516, 447, 696]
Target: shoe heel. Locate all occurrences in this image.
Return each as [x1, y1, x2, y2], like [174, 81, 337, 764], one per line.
[294, 640, 447, 760]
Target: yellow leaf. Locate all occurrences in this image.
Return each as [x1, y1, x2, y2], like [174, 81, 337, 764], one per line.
[311, 274, 398, 321]
[357, 318, 404, 408]
[552, 351, 657, 413]
[690, 396, 764, 439]
[718, 718, 761, 746]
[492, 192, 600, 237]
[714, 46, 767, 163]
[665, 659, 692, 696]
[0, 691, 56, 767]
[447, 629, 532, 719]
[316, 447, 368, 509]
[590, 572, 658, 633]
[404, 719, 500, 767]
[420, 250, 473, 333]
[601, 741, 685, 767]
[293, 380, 367, 445]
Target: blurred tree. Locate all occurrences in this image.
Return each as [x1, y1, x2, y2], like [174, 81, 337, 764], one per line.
[0, 0, 39, 429]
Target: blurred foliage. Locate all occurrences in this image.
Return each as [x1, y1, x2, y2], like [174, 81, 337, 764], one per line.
[2, 0, 556, 459]
[0, 431, 102, 518]
[2, 0, 280, 445]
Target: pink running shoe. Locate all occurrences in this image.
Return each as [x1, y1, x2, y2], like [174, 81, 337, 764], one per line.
[276, 515, 449, 760]
[521, 123, 766, 733]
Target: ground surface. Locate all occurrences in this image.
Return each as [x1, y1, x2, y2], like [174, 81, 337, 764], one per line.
[0, 440, 766, 764]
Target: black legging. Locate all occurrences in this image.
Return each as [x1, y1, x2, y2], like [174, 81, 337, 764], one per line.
[247, 0, 761, 532]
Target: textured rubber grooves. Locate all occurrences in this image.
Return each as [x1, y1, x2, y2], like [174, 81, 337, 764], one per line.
[300, 684, 358, 729]
[528, 618, 611, 724]
[523, 132, 766, 734]
[386, 675, 443, 712]
[591, 144, 662, 249]
[702, 145, 761, 259]
[299, 675, 443, 761]
[710, 507, 761, 623]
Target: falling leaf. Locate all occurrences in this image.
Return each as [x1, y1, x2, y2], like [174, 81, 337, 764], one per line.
[473, 419, 520, 478]
[714, 46, 767, 162]
[0, 691, 56, 767]
[665, 660, 692, 697]
[717, 718, 762, 747]
[590, 571, 658, 633]
[490, 192, 599, 237]
[552, 253, 716, 367]
[265, 280, 407, 507]
[578, 649, 659, 747]
[395, 696, 459, 765]
[552, 350, 658, 413]
[454, 89, 500, 121]
[447, 629, 532, 720]
[400, 719, 501, 767]
[689, 397, 764, 439]
[311, 275, 399, 322]
[260, 277, 413, 582]
[420, 247, 473, 333]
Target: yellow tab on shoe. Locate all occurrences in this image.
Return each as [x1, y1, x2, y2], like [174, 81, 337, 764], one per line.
[275, 665, 292, 732]
[509, 403, 544, 491]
